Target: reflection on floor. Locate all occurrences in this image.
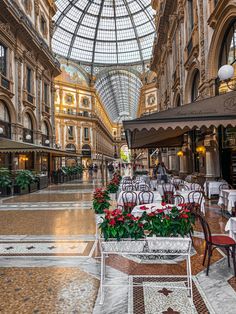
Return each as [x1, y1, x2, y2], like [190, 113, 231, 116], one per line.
[0, 172, 235, 314]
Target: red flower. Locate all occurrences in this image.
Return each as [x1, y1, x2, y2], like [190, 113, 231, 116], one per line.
[156, 209, 164, 214]
[163, 215, 170, 220]
[140, 205, 148, 210]
[161, 201, 166, 206]
[138, 223, 144, 228]
[109, 219, 116, 226]
[180, 214, 189, 219]
[117, 216, 124, 222]
[148, 212, 156, 217]
[126, 213, 133, 218]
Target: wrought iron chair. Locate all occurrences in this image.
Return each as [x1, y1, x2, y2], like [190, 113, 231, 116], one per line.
[187, 191, 204, 214]
[138, 183, 150, 192]
[122, 191, 138, 213]
[190, 183, 203, 191]
[162, 183, 175, 203]
[170, 194, 185, 206]
[219, 183, 233, 191]
[138, 191, 154, 205]
[172, 179, 183, 190]
[178, 183, 190, 191]
[196, 212, 236, 276]
[121, 184, 134, 192]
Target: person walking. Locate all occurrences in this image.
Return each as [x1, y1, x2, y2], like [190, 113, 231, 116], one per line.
[157, 162, 168, 183]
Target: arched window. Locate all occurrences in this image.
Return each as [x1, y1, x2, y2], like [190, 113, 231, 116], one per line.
[175, 95, 181, 107]
[191, 70, 200, 102]
[219, 20, 236, 66]
[82, 144, 91, 156]
[42, 121, 49, 136]
[66, 143, 76, 152]
[24, 112, 33, 130]
[0, 101, 10, 122]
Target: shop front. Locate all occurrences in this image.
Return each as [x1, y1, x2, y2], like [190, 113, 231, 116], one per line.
[123, 91, 236, 185]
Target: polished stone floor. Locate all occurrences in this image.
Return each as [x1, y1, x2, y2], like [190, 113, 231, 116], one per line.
[0, 172, 236, 313]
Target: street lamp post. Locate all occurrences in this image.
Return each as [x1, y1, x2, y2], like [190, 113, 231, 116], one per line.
[218, 64, 236, 90]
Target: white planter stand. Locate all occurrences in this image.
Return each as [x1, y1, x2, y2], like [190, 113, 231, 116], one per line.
[99, 237, 192, 305]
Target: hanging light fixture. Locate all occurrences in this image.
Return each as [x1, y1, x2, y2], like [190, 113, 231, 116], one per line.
[26, 134, 32, 140]
[0, 127, 4, 134]
[218, 64, 236, 90]
[177, 150, 184, 157]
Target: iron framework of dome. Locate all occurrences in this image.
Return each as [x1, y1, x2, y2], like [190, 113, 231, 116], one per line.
[53, 0, 155, 66]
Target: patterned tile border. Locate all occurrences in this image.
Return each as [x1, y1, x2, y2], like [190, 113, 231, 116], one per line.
[228, 276, 236, 293]
[130, 276, 212, 314]
[0, 240, 95, 257]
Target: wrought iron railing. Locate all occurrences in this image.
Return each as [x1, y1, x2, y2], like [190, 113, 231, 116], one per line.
[1, 75, 10, 90]
[27, 93, 34, 104]
[187, 38, 193, 56]
[23, 128, 33, 143]
[42, 134, 50, 146]
[0, 120, 11, 138]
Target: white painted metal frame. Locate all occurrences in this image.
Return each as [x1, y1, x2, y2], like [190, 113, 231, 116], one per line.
[99, 237, 193, 305]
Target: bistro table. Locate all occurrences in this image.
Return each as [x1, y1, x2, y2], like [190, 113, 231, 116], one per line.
[225, 217, 236, 240]
[176, 190, 205, 214]
[131, 202, 169, 217]
[117, 190, 162, 206]
[218, 189, 236, 214]
[204, 180, 226, 198]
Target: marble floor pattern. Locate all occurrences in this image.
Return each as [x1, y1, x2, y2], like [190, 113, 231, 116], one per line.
[0, 173, 236, 313]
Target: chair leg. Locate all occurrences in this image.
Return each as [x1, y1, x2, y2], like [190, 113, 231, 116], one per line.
[203, 244, 207, 266]
[206, 244, 212, 276]
[232, 246, 236, 277]
[227, 247, 231, 268]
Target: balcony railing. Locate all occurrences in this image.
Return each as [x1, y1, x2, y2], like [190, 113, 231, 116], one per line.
[44, 105, 50, 114]
[23, 128, 33, 143]
[27, 93, 34, 104]
[0, 120, 11, 139]
[1, 75, 10, 90]
[187, 38, 193, 56]
[42, 134, 50, 146]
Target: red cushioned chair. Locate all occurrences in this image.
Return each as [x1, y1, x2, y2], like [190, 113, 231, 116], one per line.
[197, 213, 236, 276]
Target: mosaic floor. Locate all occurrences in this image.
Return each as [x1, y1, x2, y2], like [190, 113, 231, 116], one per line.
[0, 172, 236, 313]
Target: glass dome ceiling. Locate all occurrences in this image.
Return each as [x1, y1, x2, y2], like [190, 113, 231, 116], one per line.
[53, 0, 155, 66]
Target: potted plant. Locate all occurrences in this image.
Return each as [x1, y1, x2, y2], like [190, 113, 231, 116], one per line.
[0, 168, 12, 197]
[107, 176, 119, 195]
[92, 188, 111, 216]
[99, 204, 195, 253]
[36, 174, 48, 189]
[99, 209, 146, 252]
[14, 170, 35, 195]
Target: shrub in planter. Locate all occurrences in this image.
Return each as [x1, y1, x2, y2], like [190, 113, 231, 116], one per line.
[142, 203, 195, 238]
[0, 168, 12, 196]
[107, 175, 120, 193]
[93, 188, 111, 214]
[14, 170, 36, 194]
[99, 209, 145, 241]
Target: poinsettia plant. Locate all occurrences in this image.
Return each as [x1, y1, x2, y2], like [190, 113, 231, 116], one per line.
[142, 203, 195, 237]
[100, 203, 195, 241]
[99, 209, 145, 241]
[106, 175, 120, 193]
[92, 188, 111, 214]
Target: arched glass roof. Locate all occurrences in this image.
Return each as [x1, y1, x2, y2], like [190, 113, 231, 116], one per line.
[53, 0, 155, 66]
[95, 70, 142, 121]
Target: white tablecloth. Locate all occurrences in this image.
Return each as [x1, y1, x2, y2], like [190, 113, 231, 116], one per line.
[218, 189, 236, 213]
[204, 181, 226, 198]
[117, 191, 162, 206]
[176, 190, 205, 214]
[225, 217, 236, 240]
[131, 202, 166, 217]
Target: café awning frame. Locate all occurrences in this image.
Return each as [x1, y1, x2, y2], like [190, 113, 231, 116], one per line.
[0, 138, 80, 157]
[123, 91, 236, 149]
